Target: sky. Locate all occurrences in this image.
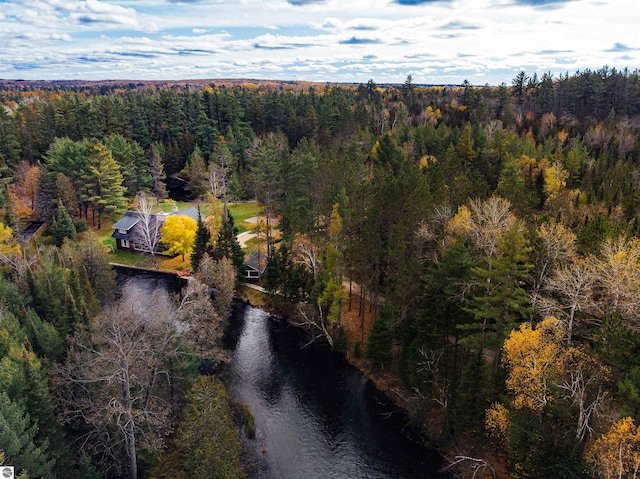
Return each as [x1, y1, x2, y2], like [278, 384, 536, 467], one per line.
[0, 0, 638, 86]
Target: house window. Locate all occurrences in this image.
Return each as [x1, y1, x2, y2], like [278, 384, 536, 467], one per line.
[121, 239, 130, 248]
[134, 242, 149, 252]
[118, 228, 127, 234]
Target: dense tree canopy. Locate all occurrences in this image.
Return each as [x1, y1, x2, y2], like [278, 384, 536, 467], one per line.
[2, 69, 640, 477]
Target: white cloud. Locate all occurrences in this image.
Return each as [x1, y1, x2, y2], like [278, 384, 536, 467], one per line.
[0, 0, 638, 84]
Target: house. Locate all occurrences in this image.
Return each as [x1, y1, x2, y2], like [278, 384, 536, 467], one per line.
[111, 205, 199, 254]
[244, 252, 267, 280]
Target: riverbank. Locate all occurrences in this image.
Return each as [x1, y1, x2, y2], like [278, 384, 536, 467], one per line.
[235, 281, 500, 478]
[225, 302, 445, 478]
[236, 284, 444, 451]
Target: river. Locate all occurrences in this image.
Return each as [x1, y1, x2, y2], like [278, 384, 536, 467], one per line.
[116, 269, 446, 478]
[225, 302, 446, 479]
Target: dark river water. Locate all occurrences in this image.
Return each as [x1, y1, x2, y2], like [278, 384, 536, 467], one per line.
[115, 268, 446, 478]
[225, 302, 446, 479]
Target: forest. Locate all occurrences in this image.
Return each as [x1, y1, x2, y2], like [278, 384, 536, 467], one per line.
[1, 67, 640, 478]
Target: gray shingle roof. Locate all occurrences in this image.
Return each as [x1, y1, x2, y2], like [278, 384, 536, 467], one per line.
[112, 212, 140, 231]
[245, 252, 266, 273]
[112, 207, 202, 245]
[170, 206, 199, 221]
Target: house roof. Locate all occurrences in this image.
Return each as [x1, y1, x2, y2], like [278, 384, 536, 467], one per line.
[112, 230, 131, 240]
[245, 252, 267, 273]
[170, 206, 199, 221]
[112, 212, 140, 231]
[112, 206, 203, 243]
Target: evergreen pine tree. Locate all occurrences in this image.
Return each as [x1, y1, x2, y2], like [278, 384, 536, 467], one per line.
[52, 200, 76, 246]
[463, 222, 533, 349]
[83, 142, 127, 229]
[366, 306, 393, 368]
[184, 146, 208, 199]
[0, 392, 54, 478]
[212, 212, 244, 273]
[190, 208, 212, 273]
[174, 377, 244, 479]
[35, 169, 57, 223]
[149, 142, 168, 201]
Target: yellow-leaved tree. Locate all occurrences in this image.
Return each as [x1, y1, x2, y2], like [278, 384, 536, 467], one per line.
[0, 222, 21, 260]
[502, 316, 564, 412]
[586, 416, 640, 479]
[444, 204, 471, 238]
[161, 215, 197, 262]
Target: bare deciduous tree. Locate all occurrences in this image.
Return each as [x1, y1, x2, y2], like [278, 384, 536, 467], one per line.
[292, 302, 333, 348]
[176, 276, 227, 361]
[133, 192, 162, 269]
[558, 347, 608, 443]
[531, 222, 576, 297]
[54, 288, 182, 479]
[415, 348, 451, 415]
[468, 196, 515, 260]
[540, 258, 593, 346]
[591, 236, 640, 327]
[195, 254, 236, 322]
[291, 233, 320, 281]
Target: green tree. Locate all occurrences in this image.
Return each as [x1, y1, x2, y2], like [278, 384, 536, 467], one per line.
[0, 392, 53, 478]
[371, 132, 405, 173]
[148, 142, 168, 201]
[366, 306, 393, 368]
[182, 146, 208, 199]
[318, 203, 346, 329]
[174, 377, 245, 479]
[495, 156, 537, 214]
[54, 172, 78, 216]
[75, 231, 117, 304]
[25, 246, 94, 337]
[103, 134, 151, 196]
[512, 70, 528, 104]
[51, 199, 77, 246]
[0, 106, 21, 167]
[0, 307, 67, 475]
[83, 142, 127, 229]
[191, 208, 213, 273]
[464, 221, 533, 349]
[279, 138, 318, 237]
[250, 133, 286, 256]
[212, 212, 244, 273]
[44, 137, 91, 219]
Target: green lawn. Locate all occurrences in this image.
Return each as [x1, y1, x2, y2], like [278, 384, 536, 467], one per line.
[229, 202, 262, 221]
[229, 202, 264, 234]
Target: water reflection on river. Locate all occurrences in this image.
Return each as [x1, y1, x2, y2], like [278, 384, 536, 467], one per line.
[225, 303, 445, 479]
[115, 269, 445, 478]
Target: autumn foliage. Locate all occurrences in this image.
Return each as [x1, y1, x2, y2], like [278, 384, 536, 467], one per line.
[160, 214, 197, 261]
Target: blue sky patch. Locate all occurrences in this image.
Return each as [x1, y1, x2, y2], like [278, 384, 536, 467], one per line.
[605, 43, 637, 52]
[340, 37, 382, 45]
[395, 0, 451, 5]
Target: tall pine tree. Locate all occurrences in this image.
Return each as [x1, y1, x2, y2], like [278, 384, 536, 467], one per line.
[212, 211, 244, 274]
[52, 199, 76, 246]
[191, 208, 212, 273]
